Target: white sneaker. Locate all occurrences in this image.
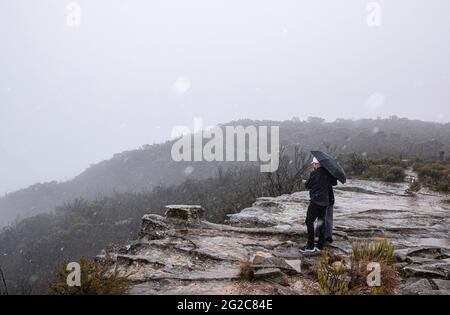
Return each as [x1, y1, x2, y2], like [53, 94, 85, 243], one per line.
[299, 245, 319, 253]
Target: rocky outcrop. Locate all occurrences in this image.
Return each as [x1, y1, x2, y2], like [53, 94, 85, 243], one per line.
[102, 180, 450, 295]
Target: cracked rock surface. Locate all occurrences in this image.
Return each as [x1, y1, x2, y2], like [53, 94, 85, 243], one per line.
[102, 179, 449, 295]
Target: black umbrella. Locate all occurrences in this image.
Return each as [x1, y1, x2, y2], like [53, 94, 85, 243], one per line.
[311, 150, 346, 184]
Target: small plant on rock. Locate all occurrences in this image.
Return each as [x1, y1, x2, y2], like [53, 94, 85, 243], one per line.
[238, 257, 254, 281]
[317, 251, 350, 295]
[351, 238, 395, 263]
[350, 239, 399, 295]
[48, 256, 131, 295]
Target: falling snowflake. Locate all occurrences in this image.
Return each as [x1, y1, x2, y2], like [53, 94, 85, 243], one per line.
[172, 76, 191, 94]
[365, 92, 385, 110]
[29, 274, 38, 283]
[184, 165, 194, 176]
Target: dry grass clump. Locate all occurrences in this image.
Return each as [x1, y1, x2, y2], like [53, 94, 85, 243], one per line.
[48, 256, 131, 295]
[317, 239, 400, 295]
[350, 239, 399, 295]
[317, 251, 350, 295]
[349, 260, 399, 295]
[238, 257, 254, 281]
[351, 238, 395, 263]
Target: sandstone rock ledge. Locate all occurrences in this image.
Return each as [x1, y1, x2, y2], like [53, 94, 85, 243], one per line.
[101, 179, 450, 295]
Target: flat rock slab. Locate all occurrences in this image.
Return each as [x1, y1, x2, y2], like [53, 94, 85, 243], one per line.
[402, 278, 434, 295]
[285, 260, 302, 273]
[431, 279, 450, 290]
[403, 266, 447, 279]
[128, 279, 278, 295]
[252, 255, 299, 274]
[254, 268, 283, 279]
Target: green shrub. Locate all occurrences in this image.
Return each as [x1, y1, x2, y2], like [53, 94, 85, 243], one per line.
[48, 256, 131, 295]
[349, 260, 399, 295]
[350, 239, 399, 295]
[383, 166, 405, 182]
[361, 165, 388, 180]
[340, 154, 407, 183]
[317, 240, 400, 295]
[351, 239, 395, 264]
[372, 157, 408, 168]
[339, 153, 370, 176]
[437, 183, 449, 192]
[317, 251, 350, 295]
[414, 160, 450, 192]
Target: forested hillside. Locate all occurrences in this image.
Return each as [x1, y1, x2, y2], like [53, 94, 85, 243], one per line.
[1, 116, 449, 226]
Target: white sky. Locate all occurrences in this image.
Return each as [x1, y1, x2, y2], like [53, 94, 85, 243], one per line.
[1, 0, 450, 194]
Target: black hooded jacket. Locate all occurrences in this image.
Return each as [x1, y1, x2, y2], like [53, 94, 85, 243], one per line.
[305, 167, 337, 207]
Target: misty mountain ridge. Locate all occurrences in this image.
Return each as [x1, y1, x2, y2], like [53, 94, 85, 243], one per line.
[1, 116, 449, 226]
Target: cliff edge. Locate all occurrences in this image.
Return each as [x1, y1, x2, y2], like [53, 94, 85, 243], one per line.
[100, 179, 450, 294]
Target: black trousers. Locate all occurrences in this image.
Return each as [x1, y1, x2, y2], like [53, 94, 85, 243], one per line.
[315, 205, 333, 240]
[305, 202, 327, 248]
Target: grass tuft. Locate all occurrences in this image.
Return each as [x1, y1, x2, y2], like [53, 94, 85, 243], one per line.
[48, 256, 131, 295]
[238, 257, 254, 281]
[317, 251, 350, 295]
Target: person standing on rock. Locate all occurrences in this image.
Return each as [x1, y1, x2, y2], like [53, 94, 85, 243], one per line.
[299, 156, 336, 253]
[315, 181, 337, 243]
[324, 179, 337, 243]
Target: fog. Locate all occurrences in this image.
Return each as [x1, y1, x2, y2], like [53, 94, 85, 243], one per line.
[1, 0, 449, 194]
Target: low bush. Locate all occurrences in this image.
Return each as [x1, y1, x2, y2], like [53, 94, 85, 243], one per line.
[48, 256, 131, 295]
[351, 239, 395, 263]
[339, 153, 370, 176]
[317, 251, 350, 295]
[339, 154, 406, 183]
[238, 257, 254, 281]
[382, 166, 405, 182]
[349, 239, 399, 295]
[349, 260, 399, 295]
[414, 160, 450, 192]
[317, 239, 400, 295]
